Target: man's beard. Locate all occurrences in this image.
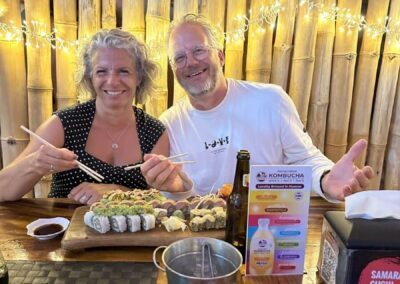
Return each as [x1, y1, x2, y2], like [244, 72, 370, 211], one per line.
[178, 69, 217, 98]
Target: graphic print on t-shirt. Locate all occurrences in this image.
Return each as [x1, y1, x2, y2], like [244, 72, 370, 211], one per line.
[204, 135, 230, 154]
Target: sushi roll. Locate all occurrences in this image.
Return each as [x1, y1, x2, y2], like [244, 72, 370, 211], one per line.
[172, 209, 185, 220]
[120, 200, 135, 207]
[190, 208, 202, 220]
[188, 198, 201, 209]
[84, 211, 95, 228]
[174, 200, 190, 218]
[203, 214, 216, 230]
[105, 201, 120, 208]
[89, 202, 104, 211]
[190, 208, 212, 220]
[107, 190, 126, 201]
[140, 214, 156, 231]
[147, 199, 161, 208]
[92, 215, 111, 234]
[211, 207, 225, 215]
[214, 210, 226, 229]
[153, 208, 168, 225]
[133, 200, 146, 206]
[110, 215, 127, 232]
[126, 215, 141, 232]
[189, 216, 206, 232]
[134, 205, 154, 215]
[160, 199, 176, 216]
[199, 197, 214, 209]
[109, 205, 129, 232]
[212, 198, 226, 209]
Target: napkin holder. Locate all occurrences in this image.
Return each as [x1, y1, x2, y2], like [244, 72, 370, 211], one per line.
[317, 211, 400, 284]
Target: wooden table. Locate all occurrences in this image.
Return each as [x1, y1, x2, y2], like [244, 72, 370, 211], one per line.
[0, 197, 343, 283]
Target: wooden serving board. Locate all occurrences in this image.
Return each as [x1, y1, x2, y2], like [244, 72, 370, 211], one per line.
[61, 206, 225, 250]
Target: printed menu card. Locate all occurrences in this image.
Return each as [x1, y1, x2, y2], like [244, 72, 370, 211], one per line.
[246, 165, 311, 275]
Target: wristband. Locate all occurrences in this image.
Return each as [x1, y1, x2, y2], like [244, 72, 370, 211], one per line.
[320, 170, 331, 194]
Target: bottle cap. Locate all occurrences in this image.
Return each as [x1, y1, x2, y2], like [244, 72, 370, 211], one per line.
[258, 218, 270, 226]
[237, 150, 250, 159]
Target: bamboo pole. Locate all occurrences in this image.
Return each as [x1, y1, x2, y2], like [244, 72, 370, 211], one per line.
[245, 0, 276, 83]
[224, 0, 247, 79]
[325, 0, 362, 162]
[102, 0, 116, 29]
[145, 0, 171, 117]
[307, 0, 336, 153]
[78, 0, 101, 39]
[270, 0, 296, 91]
[367, 0, 400, 190]
[24, 0, 53, 197]
[199, 0, 226, 49]
[0, 0, 30, 195]
[54, 0, 78, 109]
[172, 0, 198, 106]
[348, 0, 390, 167]
[0, 138, 2, 168]
[288, 1, 319, 126]
[384, 77, 400, 190]
[78, 0, 101, 102]
[122, 0, 145, 42]
[173, 0, 198, 19]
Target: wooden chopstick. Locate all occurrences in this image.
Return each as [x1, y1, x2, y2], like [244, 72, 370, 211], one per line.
[124, 153, 193, 171]
[20, 125, 104, 182]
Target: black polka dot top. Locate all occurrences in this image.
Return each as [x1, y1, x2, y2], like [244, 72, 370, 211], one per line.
[49, 99, 165, 197]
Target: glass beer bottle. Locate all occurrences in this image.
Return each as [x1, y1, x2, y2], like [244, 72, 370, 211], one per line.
[225, 150, 250, 263]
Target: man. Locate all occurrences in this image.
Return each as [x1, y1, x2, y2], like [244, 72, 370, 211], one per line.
[141, 14, 373, 202]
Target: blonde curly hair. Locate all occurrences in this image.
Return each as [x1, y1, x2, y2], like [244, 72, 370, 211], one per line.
[76, 29, 158, 104]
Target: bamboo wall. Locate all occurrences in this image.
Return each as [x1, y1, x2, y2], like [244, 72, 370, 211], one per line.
[0, 0, 399, 197]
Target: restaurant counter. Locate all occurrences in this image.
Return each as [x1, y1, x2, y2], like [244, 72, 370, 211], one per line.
[0, 197, 343, 284]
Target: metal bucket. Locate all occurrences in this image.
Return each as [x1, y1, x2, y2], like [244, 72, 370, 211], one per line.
[153, 237, 242, 284]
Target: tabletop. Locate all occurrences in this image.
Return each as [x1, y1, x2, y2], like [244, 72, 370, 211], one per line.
[0, 197, 343, 283]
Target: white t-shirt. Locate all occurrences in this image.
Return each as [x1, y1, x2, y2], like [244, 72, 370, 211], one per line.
[160, 79, 334, 199]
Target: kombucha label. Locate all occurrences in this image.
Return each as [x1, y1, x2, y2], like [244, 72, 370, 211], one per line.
[246, 165, 311, 276]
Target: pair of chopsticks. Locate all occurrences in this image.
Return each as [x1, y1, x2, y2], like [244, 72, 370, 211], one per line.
[124, 153, 195, 171]
[20, 125, 104, 183]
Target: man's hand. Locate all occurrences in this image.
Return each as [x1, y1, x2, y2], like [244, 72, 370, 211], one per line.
[140, 154, 190, 193]
[322, 139, 374, 201]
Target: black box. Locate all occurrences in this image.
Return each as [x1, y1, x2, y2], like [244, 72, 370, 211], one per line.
[317, 211, 400, 284]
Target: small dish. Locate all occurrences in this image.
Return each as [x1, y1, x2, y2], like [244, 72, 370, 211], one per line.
[26, 217, 70, 240]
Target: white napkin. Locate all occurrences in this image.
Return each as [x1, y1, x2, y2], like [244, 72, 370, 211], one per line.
[345, 190, 400, 219]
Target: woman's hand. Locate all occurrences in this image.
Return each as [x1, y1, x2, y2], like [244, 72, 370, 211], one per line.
[68, 182, 122, 205]
[29, 144, 78, 175]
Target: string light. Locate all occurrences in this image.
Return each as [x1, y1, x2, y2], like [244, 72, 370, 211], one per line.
[0, 0, 399, 50]
[0, 20, 79, 51]
[226, 1, 282, 42]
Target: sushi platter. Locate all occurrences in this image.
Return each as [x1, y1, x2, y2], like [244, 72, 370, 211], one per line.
[61, 206, 225, 250]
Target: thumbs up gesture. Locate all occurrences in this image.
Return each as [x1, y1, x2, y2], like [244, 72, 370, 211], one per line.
[322, 139, 374, 201]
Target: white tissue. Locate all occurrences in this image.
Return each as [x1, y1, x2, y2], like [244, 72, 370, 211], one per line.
[345, 190, 400, 219]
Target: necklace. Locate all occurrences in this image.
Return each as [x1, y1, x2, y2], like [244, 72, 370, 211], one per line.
[104, 119, 133, 150]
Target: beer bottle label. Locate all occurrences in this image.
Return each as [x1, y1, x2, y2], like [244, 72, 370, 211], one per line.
[243, 174, 249, 187]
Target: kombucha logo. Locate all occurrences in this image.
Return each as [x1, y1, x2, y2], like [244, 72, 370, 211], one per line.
[258, 239, 267, 247]
[256, 171, 267, 182]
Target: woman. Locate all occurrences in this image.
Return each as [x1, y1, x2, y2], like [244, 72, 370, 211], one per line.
[0, 29, 192, 204]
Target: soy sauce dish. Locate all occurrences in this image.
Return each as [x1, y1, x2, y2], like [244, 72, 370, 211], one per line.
[26, 217, 70, 240]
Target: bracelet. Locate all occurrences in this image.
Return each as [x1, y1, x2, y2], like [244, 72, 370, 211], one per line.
[319, 170, 331, 194]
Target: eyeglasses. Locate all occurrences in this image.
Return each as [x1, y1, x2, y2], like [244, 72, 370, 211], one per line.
[170, 45, 215, 69]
